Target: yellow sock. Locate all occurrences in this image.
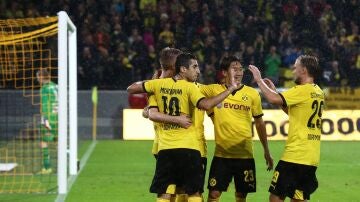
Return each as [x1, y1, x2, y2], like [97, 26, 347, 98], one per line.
[235, 196, 246, 202]
[175, 194, 188, 202]
[157, 198, 171, 202]
[207, 197, 219, 202]
[188, 196, 203, 202]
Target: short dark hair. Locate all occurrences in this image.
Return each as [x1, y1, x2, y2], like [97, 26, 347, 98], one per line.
[159, 47, 182, 71]
[219, 55, 242, 71]
[175, 53, 197, 74]
[36, 68, 51, 78]
[297, 55, 320, 78]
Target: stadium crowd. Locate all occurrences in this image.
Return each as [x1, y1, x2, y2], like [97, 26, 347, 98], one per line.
[1, 0, 359, 89]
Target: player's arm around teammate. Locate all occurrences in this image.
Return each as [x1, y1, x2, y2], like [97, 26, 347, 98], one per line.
[127, 53, 240, 202]
[127, 72, 240, 112]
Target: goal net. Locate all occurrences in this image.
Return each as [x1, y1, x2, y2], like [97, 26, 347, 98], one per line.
[0, 11, 77, 194]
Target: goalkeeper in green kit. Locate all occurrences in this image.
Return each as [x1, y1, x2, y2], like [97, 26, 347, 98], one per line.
[37, 69, 58, 174]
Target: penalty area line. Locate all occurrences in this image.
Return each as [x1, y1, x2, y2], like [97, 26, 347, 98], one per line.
[55, 140, 98, 202]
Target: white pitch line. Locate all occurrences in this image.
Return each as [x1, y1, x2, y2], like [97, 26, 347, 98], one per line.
[55, 140, 98, 202]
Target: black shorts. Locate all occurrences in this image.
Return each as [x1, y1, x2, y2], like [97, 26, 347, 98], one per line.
[207, 157, 256, 193]
[200, 157, 207, 193]
[150, 148, 202, 195]
[269, 160, 318, 200]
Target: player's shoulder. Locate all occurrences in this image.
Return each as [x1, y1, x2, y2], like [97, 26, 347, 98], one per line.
[152, 77, 173, 82]
[242, 85, 259, 95]
[201, 83, 222, 89]
[313, 84, 324, 92]
[50, 82, 58, 88]
[42, 82, 56, 89]
[194, 82, 203, 88]
[147, 77, 174, 86]
[310, 84, 325, 99]
[295, 83, 322, 93]
[281, 83, 305, 92]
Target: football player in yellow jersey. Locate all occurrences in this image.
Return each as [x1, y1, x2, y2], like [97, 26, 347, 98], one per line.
[127, 53, 240, 202]
[147, 82, 208, 202]
[143, 47, 193, 202]
[200, 56, 273, 202]
[248, 55, 324, 202]
[143, 47, 185, 158]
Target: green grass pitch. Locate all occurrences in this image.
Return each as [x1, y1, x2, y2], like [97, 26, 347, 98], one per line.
[0, 140, 359, 202]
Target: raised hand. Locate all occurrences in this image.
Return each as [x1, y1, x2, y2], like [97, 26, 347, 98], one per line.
[263, 78, 276, 91]
[248, 65, 263, 83]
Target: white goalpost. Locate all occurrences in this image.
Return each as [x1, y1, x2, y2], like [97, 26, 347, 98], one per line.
[57, 11, 78, 194]
[0, 10, 78, 195]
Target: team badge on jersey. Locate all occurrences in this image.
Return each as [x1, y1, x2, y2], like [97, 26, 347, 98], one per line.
[242, 94, 249, 101]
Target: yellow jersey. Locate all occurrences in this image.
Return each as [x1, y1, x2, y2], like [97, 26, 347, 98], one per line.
[201, 84, 263, 158]
[144, 78, 205, 151]
[194, 83, 206, 157]
[147, 95, 160, 155]
[279, 83, 324, 166]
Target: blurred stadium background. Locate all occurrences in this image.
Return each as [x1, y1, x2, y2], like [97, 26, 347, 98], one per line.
[0, 0, 360, 201]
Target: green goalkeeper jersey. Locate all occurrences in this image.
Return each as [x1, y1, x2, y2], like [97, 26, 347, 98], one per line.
[41, 81, 58, 123]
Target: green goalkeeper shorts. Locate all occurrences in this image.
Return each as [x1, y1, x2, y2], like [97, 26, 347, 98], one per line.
[40, 121, 58, 142]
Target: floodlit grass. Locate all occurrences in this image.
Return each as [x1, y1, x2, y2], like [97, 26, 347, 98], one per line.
[1, 140, 359, 202]
[67, 140, 360, 202]
[0, 140, 92, 202]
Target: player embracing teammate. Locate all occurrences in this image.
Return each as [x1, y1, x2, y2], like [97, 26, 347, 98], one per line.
[128, 52, 323, 202]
